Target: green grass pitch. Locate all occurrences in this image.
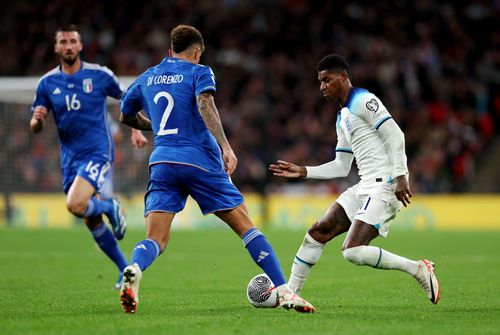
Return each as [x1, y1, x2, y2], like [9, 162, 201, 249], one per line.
[1, 227, 499, 335]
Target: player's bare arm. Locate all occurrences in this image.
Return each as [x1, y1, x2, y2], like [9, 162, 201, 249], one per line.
[269, 160, 307, 178]
[394, 175, 412, 207]
[120, 112, 152, 131]
[197, 92, 237, 174]
[29, 106, 48, 133]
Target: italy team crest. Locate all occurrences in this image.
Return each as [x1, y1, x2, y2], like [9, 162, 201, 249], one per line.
[83, 78, 93, 93]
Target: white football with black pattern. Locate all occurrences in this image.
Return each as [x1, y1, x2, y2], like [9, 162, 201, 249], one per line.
[246, 273, 279, 308]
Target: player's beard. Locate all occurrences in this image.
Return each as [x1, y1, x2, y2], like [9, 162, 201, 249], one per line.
[61, 53, 78, 66]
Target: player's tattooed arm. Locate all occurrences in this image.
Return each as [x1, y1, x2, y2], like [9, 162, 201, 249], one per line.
[197, 92, 238, 174]
[120, 111, 152, 131]
[196, 92, 230, 149]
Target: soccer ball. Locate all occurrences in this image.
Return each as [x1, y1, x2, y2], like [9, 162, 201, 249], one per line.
[246, 273, 279, 308]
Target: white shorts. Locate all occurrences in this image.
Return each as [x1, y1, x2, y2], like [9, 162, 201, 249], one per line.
[336, 182, 402, 238]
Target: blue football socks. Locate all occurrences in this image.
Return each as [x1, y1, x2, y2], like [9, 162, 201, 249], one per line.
[130, 239, 161, 271]
[242, 228, 286, 287]
[90, 222, 128, 271]
[83, 197, 114, 217]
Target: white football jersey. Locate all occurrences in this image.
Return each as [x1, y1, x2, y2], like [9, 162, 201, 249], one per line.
[336, 88, 405, 186]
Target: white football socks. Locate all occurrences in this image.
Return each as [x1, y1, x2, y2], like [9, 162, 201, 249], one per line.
[288, 233, 325, 294]
[289, 234, 421, 294]
[342, 245, 419, 275]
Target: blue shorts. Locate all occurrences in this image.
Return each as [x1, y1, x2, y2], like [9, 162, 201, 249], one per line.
[61, 158, 112, 194]
[145, 163, 244, 216]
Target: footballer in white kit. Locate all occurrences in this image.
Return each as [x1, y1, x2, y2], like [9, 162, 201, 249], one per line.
[324, 87, 406, 238]
[270, 54, 440, 306]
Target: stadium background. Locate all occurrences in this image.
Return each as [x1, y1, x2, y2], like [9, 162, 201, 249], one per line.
[0, 0, 499, 230]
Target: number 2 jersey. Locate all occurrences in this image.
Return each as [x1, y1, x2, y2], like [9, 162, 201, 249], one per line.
[32, 62, 124, 167]
[121, 57, 222, 172]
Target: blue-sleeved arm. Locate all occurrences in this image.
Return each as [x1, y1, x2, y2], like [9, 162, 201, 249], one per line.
[103, 68, 124, 99]
[31, 79, 51, 112]
[195, 66, 216, 96]
[121, 80, 143, 116]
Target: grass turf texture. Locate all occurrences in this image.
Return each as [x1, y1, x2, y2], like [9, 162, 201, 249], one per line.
[1, 227, 499, 335]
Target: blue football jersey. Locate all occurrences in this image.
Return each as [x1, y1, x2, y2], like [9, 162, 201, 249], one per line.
[32, 62, 124, 167]
[121, 57, 223, 172]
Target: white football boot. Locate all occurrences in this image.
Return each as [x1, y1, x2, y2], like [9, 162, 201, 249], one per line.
[413, 259, 441, 304]
[120, 263, 142, 313]
[277, 285, 316, 313]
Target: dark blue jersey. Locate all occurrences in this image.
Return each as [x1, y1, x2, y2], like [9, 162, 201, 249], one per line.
[32, 62, 123, 167]
[121, 57, 223, 172]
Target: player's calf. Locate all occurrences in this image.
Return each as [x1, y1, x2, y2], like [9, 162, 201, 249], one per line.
[342, 245, 377, 266]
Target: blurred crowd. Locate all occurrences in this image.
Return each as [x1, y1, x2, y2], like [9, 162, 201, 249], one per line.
[1, 0, 499, 194]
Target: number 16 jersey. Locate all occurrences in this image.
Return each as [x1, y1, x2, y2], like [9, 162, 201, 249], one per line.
[121, 57, 223, 172]
[32, 62, 123, 167]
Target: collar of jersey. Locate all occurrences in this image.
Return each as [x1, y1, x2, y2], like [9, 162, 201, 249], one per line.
[164, 56, 187, 63]
[58, 61, 84, 77]
[344, 87, 369, 110]
[344, 87, 357, 109]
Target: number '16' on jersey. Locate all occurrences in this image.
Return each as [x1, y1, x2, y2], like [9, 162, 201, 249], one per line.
[32, 62, 124, 167]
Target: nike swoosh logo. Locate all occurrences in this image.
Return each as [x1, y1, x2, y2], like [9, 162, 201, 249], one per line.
[429, 275, 436, 303]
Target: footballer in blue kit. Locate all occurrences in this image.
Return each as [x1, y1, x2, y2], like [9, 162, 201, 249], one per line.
[118, 24, 315, 314]
[121, 50, 242, 215]
[29, 25, 138, 289]
[35, 62, 121, 193]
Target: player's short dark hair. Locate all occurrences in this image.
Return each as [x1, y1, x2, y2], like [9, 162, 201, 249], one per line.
[54, 24, 81, 41]
[170, 25, 205, 53]
[317, 54, 351, 78]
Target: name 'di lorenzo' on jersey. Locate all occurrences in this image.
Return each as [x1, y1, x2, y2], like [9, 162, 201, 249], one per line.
[147, 74, 184, 86]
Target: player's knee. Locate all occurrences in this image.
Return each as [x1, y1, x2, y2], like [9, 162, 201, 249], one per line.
[342, 246, 366, 266]
[66, 198, 86, 217]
